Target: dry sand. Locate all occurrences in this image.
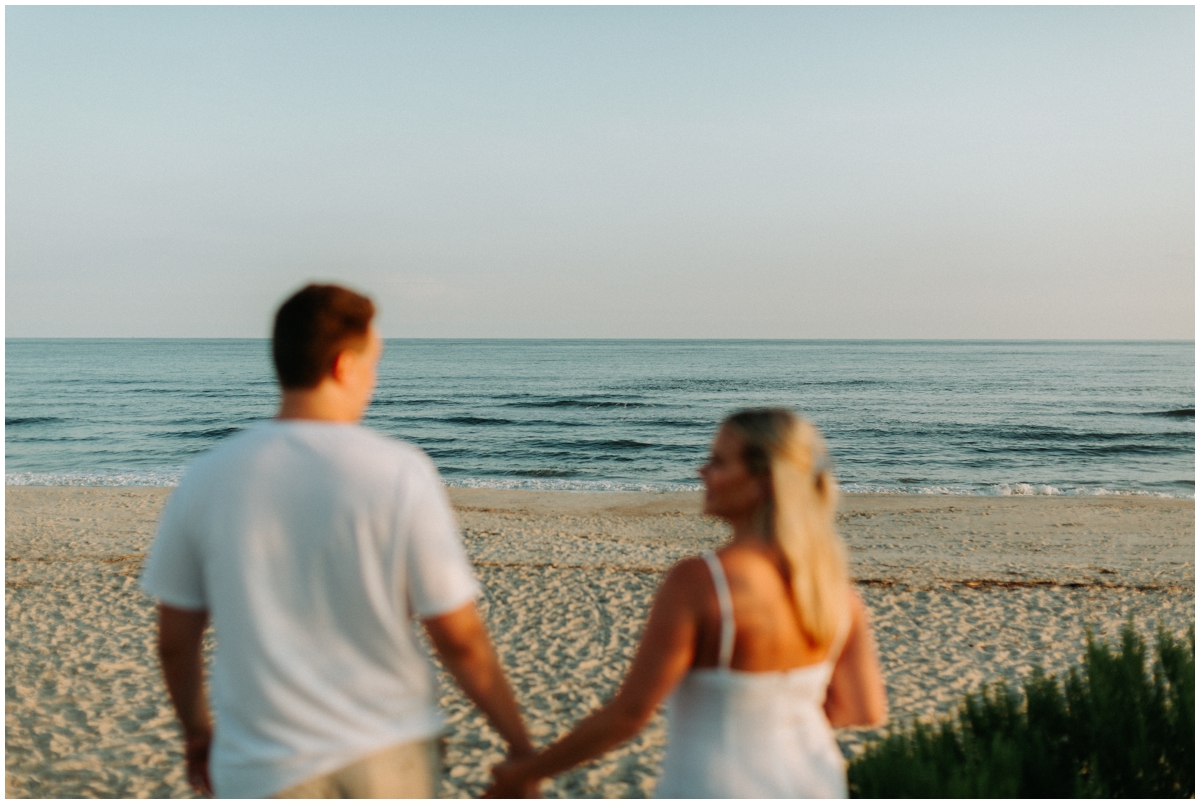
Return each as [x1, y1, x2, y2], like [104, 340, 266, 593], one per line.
[5, 487, 1194, 798]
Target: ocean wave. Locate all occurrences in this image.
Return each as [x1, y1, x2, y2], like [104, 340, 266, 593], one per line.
[6, 416, 63, 426]
[989, 443, 1188, 457]
[6, 471, 1191, 498]
[159, 426, 243, 440]
[1076, 407, 1196, 418]
[6, 469, 183, 487]
[839, 482, 1190, 499]
[889, 425, 1192, 446]
[443, 477, 704, 492]
[1147, 408, 1195, 418]
[646, 419, 716, 430]
[370, 398, 456, 407]
[513, 437, 669, 452]
[608, 377, 882, 393]
[373, 414, 518, 426]
[8, 434, 107, 443]
[503, 399, 656, 409]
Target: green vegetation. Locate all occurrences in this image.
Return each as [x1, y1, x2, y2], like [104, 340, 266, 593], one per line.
[848, 622, 1195, 798]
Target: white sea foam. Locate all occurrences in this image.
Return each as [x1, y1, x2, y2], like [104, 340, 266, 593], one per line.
[442, 477, 704, 493]
[838, 482, 1185, 499]
[6, 471, 1190, 498]
[992, 483, 1062, 496]
[5, 470, 183, 487]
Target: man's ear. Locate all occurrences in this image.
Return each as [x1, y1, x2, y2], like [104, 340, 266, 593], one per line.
[329, 349, 352, 385]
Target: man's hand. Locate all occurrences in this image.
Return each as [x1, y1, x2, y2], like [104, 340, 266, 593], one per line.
[184, 728, 214, 797]
[485, 755, 542, 798]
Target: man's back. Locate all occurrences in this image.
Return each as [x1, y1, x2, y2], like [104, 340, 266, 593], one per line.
[142, 420, 479, 798]
[145, 284, 532, 798]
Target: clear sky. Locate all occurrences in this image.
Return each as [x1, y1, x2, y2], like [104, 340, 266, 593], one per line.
[6, 6, 1194, 338]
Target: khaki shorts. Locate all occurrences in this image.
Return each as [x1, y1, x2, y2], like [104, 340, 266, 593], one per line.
[274, 738, 441, 799]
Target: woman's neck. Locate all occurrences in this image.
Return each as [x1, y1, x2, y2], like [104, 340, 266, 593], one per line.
[726, 512, 768, 545]
[725, 498, 776, 543]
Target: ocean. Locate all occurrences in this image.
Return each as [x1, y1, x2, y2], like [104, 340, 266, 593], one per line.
[5, 339, 1194, 497]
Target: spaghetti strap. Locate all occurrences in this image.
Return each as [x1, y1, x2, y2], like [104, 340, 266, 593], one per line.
[657, 560, 852, 797]
[702, 551, 735, 669]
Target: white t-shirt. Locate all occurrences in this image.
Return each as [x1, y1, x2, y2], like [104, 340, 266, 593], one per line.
[141, 420, 480, 799]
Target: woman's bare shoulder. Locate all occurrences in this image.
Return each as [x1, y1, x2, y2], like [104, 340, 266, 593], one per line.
[645, 556, 717, 621]
[661, 554, 713, 589]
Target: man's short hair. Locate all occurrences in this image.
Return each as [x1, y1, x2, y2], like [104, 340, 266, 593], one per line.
[272, 284, 376, 389]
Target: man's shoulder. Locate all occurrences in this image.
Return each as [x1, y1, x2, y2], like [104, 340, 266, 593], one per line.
[175, 422, 272, 481]
[200, 420, 421, 458]
[176, 420, 439, 496]
[290, 423, 442, 493]
[337, 424, 434, 469]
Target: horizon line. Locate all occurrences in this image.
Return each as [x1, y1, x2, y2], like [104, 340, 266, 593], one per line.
[6, 336, 1195, 344]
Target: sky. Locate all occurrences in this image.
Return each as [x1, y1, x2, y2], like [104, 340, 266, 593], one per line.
[5, 5, 1195, 339]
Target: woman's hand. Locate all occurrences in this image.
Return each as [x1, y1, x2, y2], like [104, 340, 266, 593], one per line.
[485, 755, 542, 798]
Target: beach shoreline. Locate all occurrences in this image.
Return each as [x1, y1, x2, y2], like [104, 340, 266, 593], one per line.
[5, 487, 1194, 797]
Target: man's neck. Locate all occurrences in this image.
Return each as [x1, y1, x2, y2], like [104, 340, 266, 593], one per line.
[277, 386, 364, 423]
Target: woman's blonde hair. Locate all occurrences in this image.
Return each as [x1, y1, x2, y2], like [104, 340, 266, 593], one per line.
[722, 408, 848, 647]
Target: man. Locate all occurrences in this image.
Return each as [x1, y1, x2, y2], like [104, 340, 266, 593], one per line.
[141, 283, 533, 798]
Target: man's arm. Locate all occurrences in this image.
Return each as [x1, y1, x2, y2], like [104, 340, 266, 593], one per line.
[423, 602, 534, 761]
[157, 604, 214, 797]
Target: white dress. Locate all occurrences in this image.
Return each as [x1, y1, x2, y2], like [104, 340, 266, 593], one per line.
[655, 551, 850, 799]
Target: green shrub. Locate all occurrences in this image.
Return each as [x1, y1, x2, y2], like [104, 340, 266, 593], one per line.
[848, 622, 1194, 798]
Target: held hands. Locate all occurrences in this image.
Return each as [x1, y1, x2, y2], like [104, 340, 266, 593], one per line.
[485, 754, 542, 798]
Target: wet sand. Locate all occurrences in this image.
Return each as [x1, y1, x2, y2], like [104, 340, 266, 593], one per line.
[5, 487, 1194, 797]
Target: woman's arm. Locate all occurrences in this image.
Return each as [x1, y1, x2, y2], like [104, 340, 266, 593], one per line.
[823, 589, 888, 728]
[489, 559, 709, 796]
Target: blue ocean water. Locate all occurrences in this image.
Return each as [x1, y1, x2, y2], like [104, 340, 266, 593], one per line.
[5, 339, 1194, 497]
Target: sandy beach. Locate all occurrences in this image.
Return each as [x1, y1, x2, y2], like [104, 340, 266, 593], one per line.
[5, 487, 1194, 798]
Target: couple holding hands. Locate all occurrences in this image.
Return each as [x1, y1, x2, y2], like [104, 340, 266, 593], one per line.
[143, 284, 885, 799]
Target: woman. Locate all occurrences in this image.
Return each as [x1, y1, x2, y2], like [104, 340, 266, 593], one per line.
[489, 408, 888, 798]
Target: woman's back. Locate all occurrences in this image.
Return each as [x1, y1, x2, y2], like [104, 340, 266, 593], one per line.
[656, 549, 849, 799]
[486, 411, 885, 799]
[690, 544, 836, 672]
